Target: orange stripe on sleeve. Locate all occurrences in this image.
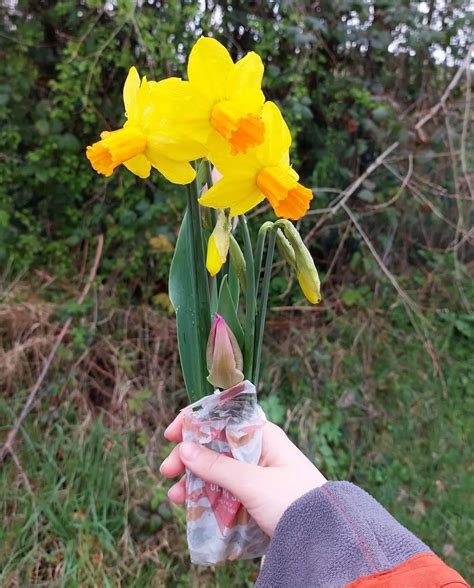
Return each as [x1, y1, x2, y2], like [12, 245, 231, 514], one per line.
[346, 553, 469, 588]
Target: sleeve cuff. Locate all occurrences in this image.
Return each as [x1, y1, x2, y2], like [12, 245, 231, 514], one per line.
[256, 481, 430, 588]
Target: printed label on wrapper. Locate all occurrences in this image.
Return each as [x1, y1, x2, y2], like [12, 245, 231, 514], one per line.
[182, 380, 270, 565]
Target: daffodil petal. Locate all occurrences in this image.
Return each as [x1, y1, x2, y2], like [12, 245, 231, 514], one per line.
[124, 153, 151, 178]
[123, 67, 140, 121]
[148, 78, 194, 117]
[188, 37, 233, 104]
[147, 78, 212, 145]
[147, 136, 206, 163]
[228, 189, 265, 216]
[207, 132, 261, 176]
[256, 101, 291, 167]
[228, 51, 265, 112]
[199, 177, 264, 215]
[149, 153, 195, 184]
[206, 235, 225, 276]
[199, 177, 251, 207]
[297, 270, 321, 304]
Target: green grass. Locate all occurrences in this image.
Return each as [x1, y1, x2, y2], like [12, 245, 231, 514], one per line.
[0, 406, 260, 586]
[260, 293, 474, 582]
[1, 279, 473, 585]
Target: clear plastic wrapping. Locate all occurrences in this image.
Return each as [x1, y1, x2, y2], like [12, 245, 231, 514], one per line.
[182, 380, 269, 565]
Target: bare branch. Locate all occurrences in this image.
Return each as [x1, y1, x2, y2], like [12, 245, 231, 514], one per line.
[306, 45, 473, 236]
[460, 60, 473, 200]
[341, 204, 447, 395]
[414, 46, 473, 132]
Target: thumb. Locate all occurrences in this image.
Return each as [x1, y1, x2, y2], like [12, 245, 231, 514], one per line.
[179, 441, 259, 501]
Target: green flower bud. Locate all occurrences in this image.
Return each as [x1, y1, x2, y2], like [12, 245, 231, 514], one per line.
[276, 228, 296, 268]
[276, 219, 321, 304]
[229, 234, 247, 292]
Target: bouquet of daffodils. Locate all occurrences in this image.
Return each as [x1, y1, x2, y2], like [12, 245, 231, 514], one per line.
[87, 37, 320, 565]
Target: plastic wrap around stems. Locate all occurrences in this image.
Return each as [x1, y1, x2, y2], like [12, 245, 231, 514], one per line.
[182, 380, 269, 565]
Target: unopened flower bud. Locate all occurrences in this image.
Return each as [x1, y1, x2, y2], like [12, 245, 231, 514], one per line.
[206, 314, 244, 390]
[206, 209, 230, 276]
[276, 219, 321, 304]
[276, 228, 296, 268]
[229, 234, 247, 291]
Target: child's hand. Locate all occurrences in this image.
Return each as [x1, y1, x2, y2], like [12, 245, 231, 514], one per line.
[160, 413, 326, 536]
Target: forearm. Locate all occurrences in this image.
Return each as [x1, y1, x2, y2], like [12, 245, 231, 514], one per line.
[256, 482, 468, 588]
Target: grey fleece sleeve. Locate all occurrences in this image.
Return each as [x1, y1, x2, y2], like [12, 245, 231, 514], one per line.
[255, 481, 430, 588]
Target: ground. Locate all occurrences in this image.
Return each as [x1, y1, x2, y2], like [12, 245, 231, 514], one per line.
[0, 273, 473, 586]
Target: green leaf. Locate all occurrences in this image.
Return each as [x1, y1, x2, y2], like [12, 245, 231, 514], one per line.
[169, 211, 211, 402]
[228, 255, 240, 311]
[217, 275, 244, 350]
[210, 277, 219, 316]
[260, 395, 286, 425]
[341, 285, 371, 306]
[195, 159, 207, 189]
[357, 189, 375, 202]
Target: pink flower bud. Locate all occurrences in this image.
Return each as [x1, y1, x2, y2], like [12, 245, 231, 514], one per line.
[206, 314, 244, 390]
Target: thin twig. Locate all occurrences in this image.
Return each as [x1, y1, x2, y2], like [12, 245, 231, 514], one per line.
[460, 60, 473, 200]
[305, 48, 472, 244]
[368, 154, 413, 211]
[443, 101, 471, 311]
[0, 235, 104, 463]
[331, 142, 400, 213]
[323, 222, 351, 283]
[342, 204, 420, 315]
[414, 46, 473, 132]
[67, 7, 104, 62]
[383, 162, 469, 234]
[342, 204, 447, 395]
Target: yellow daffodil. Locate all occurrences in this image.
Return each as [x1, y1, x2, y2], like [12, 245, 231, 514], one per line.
[199, 101, 314, 220]
[86, 67, 203, 184]
[206, 209, 231, 276]
[163, 37, 265, 156]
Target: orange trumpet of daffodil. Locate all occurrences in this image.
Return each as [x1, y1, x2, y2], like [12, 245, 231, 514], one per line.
[164, 37, 266, 156]
[86, 67, 203, 184]
[199, 102, 314, 220]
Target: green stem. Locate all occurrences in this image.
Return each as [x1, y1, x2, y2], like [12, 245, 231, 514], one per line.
[186, 166, 211, 397]
[204, 158, 219, 302]
[204, 158, 214, 190]
[253, 227, 276, 387]
[240, 215, 255, 380]
[254, 221, 274, 296]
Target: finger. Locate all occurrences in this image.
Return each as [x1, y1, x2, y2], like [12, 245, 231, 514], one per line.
[160, 444, 185, 478]
[179, 442, 261, 502]
[260, 421, 307, 467]
[164, 411, 186, 442]
[168, 476, 186, 504]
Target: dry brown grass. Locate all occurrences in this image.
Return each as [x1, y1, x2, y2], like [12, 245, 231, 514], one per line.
[0, 292, 181, 434]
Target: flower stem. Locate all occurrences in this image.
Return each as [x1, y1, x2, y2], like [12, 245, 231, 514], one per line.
[204, 158, 214, 190]
[254, 221, 274, 294]
[253, 227, 276, 387]
[203, 159, 219, 302]
[240, 215, 255, 380]
[186, 165, 211, 394]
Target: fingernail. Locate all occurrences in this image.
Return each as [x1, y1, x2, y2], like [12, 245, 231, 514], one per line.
[180, 442, 199, 461]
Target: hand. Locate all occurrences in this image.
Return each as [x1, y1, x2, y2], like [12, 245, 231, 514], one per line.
[160, 413, 327, 537]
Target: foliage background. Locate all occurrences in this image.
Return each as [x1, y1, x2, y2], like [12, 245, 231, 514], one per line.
[0, 0, 472, 585]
